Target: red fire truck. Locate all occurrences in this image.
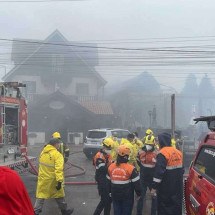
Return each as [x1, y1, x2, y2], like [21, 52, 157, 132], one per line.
[184, 116, 215, 215]
[0, 82, 36, 173]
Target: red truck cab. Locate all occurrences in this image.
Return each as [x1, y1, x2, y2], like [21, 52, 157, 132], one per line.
[0, 82, 36, 173]
[184, 116, 215, 215]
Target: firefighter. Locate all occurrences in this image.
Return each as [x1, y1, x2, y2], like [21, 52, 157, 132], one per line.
[136, 135, 158, 215]
[52, 131, 70, 163]
[126, 133, 139, 170]
[151, 132, 183, 215]
[105, 137, 118, 161]
[110, 133, 120, 160]
[93, 139, 113, 215]
[171, 137, 176, 148]
[107, 145, 141, 215]
[34, 138, 74, 215]
[0, 166, 34, 215]
[120, 136, 135, 167]
[110, 131, 119, 143]
[142, 128, 153, 145]
[133, 132, 144, 150]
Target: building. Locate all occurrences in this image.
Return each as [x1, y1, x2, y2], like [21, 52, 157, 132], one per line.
[3, 30, 115, 143]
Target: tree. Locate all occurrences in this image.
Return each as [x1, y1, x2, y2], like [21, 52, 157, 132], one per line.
[181, 73, 198, 95]
[198, 74, 215, 97]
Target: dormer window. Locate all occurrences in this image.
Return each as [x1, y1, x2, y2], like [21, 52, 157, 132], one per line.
[52, 54, 64, 73]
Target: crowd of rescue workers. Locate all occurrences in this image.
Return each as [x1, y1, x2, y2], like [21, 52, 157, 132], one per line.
[0, 129, 184, 215]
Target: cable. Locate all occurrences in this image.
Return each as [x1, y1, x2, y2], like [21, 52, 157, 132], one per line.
[0, 0, 86, 2]
[3, 37, 215, 52]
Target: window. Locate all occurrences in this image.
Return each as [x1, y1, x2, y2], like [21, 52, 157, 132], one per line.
[23, 81, 36, 94]
[111, 130, 130, 139]
[76, 83, 89, 96]
[52, 54, 64, 73]
[87, 131, 106, 139]
[194, 146, 215, 182]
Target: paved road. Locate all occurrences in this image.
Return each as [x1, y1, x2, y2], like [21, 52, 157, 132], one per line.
[21, 144, 181, 215]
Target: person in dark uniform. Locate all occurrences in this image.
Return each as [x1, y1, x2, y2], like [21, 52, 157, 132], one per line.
[136, 135, 158, 215]
[107, 145, 141, 215]
[151, 132, 184, 215]
[93, 139, 113, 215]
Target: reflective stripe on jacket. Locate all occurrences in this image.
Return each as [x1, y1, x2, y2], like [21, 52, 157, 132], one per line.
[93, 151, 112, 169]
[160, 146, 182, 169]
[152, 146, 183, 186]
[138, 150, 157, 168]
[108, 163, 134, 182]
[107, 162, 141, 200]
[93, 150, 112, 184]
[36, 144, 65, 199]
[152, 146, 184, 215]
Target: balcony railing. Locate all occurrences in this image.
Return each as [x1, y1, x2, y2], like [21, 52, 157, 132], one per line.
[25, 93, 100, 104]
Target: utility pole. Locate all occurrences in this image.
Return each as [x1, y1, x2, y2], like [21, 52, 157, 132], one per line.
[171, 94, 176, 139]
[148, 110, 152, 127]
[152, 105, 157, 128]
[163, 94, 168, 128]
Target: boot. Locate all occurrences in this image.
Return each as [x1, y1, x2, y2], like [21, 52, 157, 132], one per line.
[61, 208, 74, 215]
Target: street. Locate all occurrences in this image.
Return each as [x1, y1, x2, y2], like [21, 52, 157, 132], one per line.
[21, 144, 152, 215]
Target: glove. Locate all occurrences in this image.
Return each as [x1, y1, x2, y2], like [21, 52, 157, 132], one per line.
[56, 182, 62, 190]
[64, 157, 68, 163]
[136, 195, 141, 201]
[150, 188, 157, 197]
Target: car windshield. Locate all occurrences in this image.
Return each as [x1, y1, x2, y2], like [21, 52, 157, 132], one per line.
[87, 131, 106, 138]
[111, 130, 129, 139]
[194, 146, 215, 182]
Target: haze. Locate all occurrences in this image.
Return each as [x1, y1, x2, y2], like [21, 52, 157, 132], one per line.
[1, 0, 215, 91]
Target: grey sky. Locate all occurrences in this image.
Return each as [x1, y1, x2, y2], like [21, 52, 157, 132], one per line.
[1, 0, 215, 91]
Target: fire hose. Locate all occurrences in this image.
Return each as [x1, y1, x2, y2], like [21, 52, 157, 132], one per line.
[24, 153, 188, 186]
[23, 153, 97, 186]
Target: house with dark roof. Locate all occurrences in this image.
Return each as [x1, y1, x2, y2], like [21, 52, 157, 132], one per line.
[4, 30, 115, 143]
[28, 91, 116, 143]
[3, 30, 106, 102]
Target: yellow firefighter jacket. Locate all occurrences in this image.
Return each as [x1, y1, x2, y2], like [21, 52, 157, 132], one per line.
[36, 144, 65, 199]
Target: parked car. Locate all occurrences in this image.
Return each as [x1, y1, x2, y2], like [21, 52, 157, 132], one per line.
[83, 128, 130, 159]
[184, 116, 215, 215]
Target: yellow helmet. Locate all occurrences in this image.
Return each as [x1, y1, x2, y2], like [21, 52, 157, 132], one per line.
[52, 132, 61, 139]
[102, 137, 114, 149]
[145, 129, 153, 136]
[171, 138, 176, 148]
[117, 145, 131, 156]
[145, 135, 155, 145]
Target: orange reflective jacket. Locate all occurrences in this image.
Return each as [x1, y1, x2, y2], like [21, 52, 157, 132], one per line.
[107, 162, 141, 200]
[138, 150, 157, 168]
[108, 163, 136, 184]
[93, 151, 112, 169]
[159, 146, 183, 170]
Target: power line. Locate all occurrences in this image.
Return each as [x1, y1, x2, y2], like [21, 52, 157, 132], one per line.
[0, 0, 85, 2]
[2, 37, 215, 53]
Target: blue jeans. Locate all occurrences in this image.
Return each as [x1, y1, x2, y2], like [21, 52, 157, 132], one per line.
[113, 198, 134, 215]
[136, 169, 157, 215]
